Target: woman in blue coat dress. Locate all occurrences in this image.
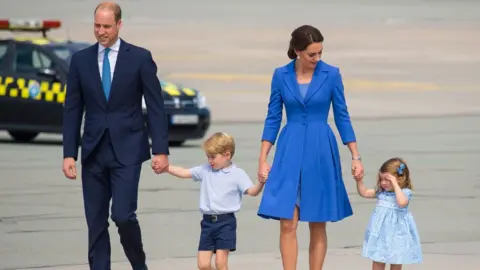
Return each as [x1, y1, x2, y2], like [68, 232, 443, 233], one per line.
[257, 25, 364, 270]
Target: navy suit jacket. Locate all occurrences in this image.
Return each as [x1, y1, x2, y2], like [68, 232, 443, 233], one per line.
[62, 39, 169, 166]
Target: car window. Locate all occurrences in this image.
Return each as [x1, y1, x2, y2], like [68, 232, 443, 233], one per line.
[14, 43, 53, 73]
[0, 42, 8, 71]
[48, 43, 91, 65]
[51, 46, 71, 61]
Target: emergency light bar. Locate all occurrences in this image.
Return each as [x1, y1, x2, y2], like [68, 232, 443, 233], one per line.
[0, 19, 61, 37]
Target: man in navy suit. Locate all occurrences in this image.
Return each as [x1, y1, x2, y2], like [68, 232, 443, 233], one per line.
[62, 2, 169, 269]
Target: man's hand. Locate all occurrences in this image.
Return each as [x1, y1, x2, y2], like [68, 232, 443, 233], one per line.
[63, 157, 77, 180]
[152, 154, 169, 174]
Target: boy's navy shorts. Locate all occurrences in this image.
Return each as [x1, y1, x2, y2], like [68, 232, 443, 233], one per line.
[198, 213, 236, 253]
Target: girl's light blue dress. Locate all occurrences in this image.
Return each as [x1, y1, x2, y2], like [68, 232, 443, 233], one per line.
[362, 188, 422, 264]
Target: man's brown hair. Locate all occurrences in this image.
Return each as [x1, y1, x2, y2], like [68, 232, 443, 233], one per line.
[94, 2, 122, 23]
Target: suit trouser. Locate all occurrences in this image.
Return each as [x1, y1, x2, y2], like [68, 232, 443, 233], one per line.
[81, 130, 146, 270]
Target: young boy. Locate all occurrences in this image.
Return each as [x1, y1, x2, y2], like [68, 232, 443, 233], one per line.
[167, 132, 267, 270]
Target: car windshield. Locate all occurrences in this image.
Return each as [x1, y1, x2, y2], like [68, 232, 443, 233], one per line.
[48, 43, 91, 65]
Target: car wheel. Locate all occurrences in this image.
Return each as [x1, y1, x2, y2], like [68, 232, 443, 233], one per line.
[8, 131, 39, 142]
[169, 140, 185, 147]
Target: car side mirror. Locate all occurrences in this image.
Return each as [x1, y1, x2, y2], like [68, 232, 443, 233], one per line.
[37, 68, 59, 80]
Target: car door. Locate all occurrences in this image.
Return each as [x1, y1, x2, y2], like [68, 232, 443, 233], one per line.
[5, 42, 66, 132]
[0, 40, 18, 130]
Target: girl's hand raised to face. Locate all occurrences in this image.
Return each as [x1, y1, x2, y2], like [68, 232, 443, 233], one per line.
[384, 174, 398, 183]
[383, 174, 401, 190]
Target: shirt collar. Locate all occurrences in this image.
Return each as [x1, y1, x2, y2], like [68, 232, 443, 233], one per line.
[98, 38, 121, 53]
[213, 162, 235, 174]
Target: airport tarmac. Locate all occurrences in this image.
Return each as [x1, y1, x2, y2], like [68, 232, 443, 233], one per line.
[0, 0, 479, 123]
[0, 0, 479, 269]
[0, 116, 479, 269]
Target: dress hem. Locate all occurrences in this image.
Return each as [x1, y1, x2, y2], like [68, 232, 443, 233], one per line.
[362, 254, 422, 265]
[257, 212, 353, 223]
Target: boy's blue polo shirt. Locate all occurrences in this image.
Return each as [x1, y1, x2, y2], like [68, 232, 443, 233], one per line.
[189, 163, 253, 215]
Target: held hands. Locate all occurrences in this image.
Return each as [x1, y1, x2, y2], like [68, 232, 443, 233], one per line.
[259, 171, 269, 184]
[63, 155, 170, 178]
[352, 159, 364, 181]
[62, 157, 77, 180]
[152, 154, 169, 174]
[257, 160, 270, 183]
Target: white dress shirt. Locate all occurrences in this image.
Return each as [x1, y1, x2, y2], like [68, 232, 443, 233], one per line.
[98, 38, 121, 82]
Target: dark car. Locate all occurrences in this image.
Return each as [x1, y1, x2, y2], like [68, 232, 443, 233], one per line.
[0, 19, 210, 146]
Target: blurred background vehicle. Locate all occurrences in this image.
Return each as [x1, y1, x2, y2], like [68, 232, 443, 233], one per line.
[0, 19, 210, 146]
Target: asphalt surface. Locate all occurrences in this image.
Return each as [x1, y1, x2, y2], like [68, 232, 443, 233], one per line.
[0, 0, 479, 269]
[1, 116, 479, 269]
[1, 0, 479, 123]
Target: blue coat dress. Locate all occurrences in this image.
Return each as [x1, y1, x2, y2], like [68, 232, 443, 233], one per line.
[257, 60, 356, 222]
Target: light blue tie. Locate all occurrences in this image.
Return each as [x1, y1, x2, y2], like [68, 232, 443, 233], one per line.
[102, 48, 111, 100]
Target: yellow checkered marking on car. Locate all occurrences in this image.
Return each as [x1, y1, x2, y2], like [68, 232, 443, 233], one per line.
[0, 76, 66, 103]
[1, 76, 194, 102]
[162, 83, 196, 97]
[182, 87, 196, 96]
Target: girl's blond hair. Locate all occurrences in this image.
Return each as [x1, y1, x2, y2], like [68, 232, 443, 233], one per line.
[376, 157, 413, 193]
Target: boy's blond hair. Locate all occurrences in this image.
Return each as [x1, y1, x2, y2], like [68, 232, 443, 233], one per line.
[202, 132, 236, 158]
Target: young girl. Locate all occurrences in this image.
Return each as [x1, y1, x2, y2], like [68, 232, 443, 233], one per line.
[355, 157, 422, 270]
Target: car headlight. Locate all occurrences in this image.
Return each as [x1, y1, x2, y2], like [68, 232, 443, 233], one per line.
[196, 93, 207, 109]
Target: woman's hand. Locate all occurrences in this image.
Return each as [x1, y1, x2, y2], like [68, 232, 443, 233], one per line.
[258, 160, 271, 182]
[351, 159, 364, 180]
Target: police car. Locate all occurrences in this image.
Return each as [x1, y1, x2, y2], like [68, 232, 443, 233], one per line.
[0, 19, 210, 146]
